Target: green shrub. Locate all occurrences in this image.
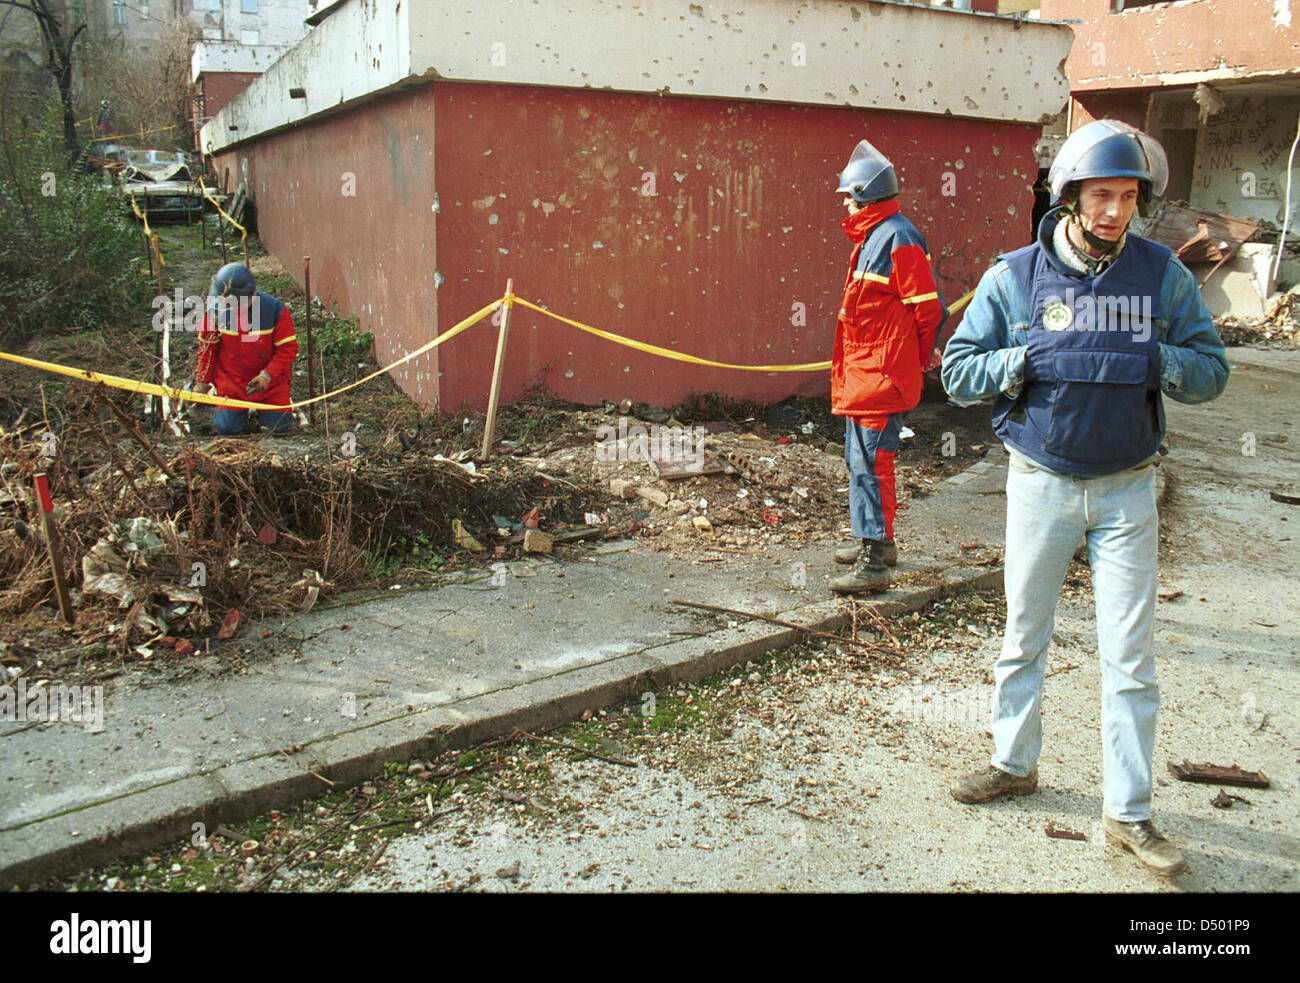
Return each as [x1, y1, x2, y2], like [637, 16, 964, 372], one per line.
[0, 104, 149, 347]
[314, 312, 373, 360]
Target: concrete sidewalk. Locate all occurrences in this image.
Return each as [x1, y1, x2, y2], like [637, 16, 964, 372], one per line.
[0, 445, 1012, 887]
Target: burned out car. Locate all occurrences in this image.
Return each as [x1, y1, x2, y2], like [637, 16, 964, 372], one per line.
[116, 150, 211, 221]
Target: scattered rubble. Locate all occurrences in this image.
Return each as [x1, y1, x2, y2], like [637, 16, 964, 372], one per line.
[522, 529, 554, 554]
[1215, 285, 1300, 347]
[1045, 823, 1088, 842]
[0, 408, 594, 683]
[1211, 790, 1252, 809]
[0, 219, 989, 683]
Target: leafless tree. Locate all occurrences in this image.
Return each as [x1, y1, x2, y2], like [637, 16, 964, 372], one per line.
[0, 0, 84, 151]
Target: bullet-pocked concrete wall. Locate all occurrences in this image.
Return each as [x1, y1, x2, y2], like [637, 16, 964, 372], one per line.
[218, 81, 1040, 411]
[205, 0, 1070, 152]
[1043, 0, 1300, 90]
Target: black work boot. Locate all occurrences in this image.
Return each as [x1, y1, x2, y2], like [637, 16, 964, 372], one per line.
[829, 538, 891, 594]
[834, 538, 898, 566]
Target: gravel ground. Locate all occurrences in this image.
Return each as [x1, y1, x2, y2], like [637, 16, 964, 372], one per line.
[344, 565, 1298, 894]
[35, 557, 1297, 895]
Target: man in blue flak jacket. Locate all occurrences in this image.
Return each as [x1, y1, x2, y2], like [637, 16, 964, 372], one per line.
[941, 120, 1229, 878]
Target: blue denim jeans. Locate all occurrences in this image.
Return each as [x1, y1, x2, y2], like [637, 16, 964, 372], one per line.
[213, 408, 294, 435]
[992, 451, 1160, 822]
[844, 414, 903, 542]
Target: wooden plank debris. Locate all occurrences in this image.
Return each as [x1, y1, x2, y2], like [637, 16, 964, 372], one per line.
[1141, 201, 1260, 287]
[1144, 202, 1259, 265]
[1045, 822, 1087, 841]
[1167, 760, 1270, 789]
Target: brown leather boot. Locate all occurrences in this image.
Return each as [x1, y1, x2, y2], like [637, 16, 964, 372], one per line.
[950, 766, 1038, 804]
[1103, 816, 1188, 877]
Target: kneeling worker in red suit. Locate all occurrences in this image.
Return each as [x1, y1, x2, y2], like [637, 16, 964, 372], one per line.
[195, 262, 298, 435]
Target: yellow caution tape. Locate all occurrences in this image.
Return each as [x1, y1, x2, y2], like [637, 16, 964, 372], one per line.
[0, 277, 974, 419]
[197, 178, 247, 242]
[0, 299, 501, 413]
[510, 289, 972, 373]
[88, 123, 177, 144]
[128, 193, 148, 232]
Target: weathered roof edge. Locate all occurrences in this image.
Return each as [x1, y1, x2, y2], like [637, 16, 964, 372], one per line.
[202, 0, 1073, 157]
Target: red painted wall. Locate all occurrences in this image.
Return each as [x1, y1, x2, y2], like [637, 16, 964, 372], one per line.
[430, 83, 1039, 411]
[218, 82, 1041, 411]
[214, 86, 442, 404]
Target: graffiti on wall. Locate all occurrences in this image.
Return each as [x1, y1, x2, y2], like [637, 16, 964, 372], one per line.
[1195, 97, 1299, 222]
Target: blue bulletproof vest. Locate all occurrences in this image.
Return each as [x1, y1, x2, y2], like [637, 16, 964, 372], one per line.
[991, 216, 1169, 475]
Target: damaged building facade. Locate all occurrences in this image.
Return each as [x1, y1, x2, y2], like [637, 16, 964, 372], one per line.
[189, 0, 316, 144]
[1041, 0, 1300, 318]
[200, 0, 1071, 411]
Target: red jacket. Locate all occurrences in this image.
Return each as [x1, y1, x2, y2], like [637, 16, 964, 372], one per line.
[832, 201, 945, 418]
[196, 293, 298, 408]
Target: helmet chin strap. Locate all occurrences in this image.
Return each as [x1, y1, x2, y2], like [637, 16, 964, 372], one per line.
[1078, 221, 1125, 252]
[1062, 201, 1126, 253]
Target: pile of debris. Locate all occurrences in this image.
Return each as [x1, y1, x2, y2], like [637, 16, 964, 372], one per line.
[1141, 201, 1300, 346]
[0, 384, 987, 683]
[1216, 284, 1300, 347]
[0, 422, 597, 673]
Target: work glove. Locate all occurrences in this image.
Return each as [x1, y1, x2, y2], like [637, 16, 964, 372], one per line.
[246, 371, 272, 395]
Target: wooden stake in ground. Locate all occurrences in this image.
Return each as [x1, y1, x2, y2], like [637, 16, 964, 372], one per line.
[149, 232, 166, 428]
[96, 388, 179, 481]
[480, 279, 514, 460]
[32, 473, 74, 626]
[304, 256, 316, 402]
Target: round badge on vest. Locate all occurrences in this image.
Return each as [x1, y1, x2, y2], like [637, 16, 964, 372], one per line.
[1042, 301, 1073, 331]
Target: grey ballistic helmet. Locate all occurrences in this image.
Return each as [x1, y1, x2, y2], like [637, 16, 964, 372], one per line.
[836, 138, 899, 204]
[209, 262, 257, 298]
[1048, 119, 1169, 217]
